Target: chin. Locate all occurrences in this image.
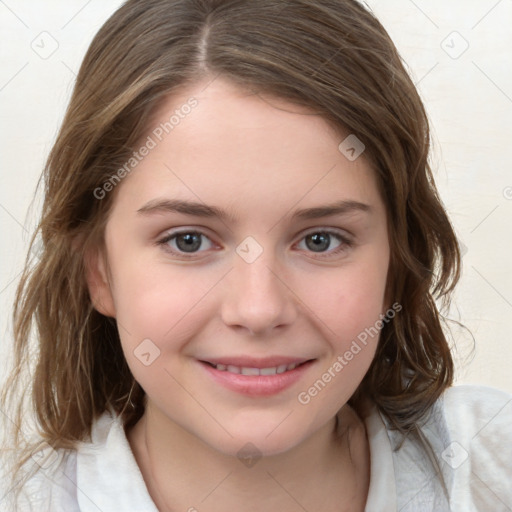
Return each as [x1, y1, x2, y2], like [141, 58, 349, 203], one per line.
[195, 413, 322, 460]
[206, 431, 301, 460]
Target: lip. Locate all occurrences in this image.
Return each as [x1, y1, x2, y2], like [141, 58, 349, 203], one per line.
[198, 357, 315, 397]
[202, 356, 310, 368]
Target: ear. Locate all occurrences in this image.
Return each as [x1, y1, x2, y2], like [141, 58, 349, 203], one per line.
[84, 246, 116, 318]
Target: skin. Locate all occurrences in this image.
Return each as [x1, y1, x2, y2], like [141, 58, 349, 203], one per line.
[87, 77, 391, 511]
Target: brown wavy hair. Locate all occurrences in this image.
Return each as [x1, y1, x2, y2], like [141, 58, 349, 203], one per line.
[2, 0, 463, 497]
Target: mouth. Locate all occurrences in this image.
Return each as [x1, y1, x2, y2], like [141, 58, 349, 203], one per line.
[198, 357, 315, 396]
[202, 360, 311, 376]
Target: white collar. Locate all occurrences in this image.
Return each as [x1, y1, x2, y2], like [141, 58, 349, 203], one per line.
[74, 407, 398, 512]
[76, 413, 159, 511]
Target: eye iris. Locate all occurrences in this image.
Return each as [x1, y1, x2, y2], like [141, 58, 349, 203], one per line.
[176, 233, 202, 252]
[306, 233, 330, 252]
[171, 232, 337, 254]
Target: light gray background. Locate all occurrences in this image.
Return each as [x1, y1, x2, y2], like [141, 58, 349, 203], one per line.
[1, 0, 511, 393]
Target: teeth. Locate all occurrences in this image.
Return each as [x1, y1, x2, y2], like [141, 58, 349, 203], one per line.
[213, 362, 301, 375]
[241, 367, 260, 376]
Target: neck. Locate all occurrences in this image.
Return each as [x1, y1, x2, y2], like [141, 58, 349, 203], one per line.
[128, 403, 370, 512]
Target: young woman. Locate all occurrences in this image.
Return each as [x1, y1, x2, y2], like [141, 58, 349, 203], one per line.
[2, 1, 511, 510]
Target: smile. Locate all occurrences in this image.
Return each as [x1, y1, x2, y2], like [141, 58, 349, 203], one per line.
[207, 361, 302, 376]
[199, 358, 315, 396]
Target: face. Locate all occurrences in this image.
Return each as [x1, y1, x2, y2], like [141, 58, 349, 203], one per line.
[89, 77, 390, 457]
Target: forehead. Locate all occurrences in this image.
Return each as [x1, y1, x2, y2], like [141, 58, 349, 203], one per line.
[110, 77, 384, 221]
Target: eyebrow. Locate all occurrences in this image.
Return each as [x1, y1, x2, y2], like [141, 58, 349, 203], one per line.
[136, 198, 372, 223]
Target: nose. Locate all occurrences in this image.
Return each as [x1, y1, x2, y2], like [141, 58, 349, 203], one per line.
[220, 249, 298, 337]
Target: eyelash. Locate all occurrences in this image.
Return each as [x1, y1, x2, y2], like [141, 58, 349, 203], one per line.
[156, 228, 353, 259]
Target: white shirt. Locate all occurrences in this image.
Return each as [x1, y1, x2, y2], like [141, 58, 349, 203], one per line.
[5, 384, 512, 511]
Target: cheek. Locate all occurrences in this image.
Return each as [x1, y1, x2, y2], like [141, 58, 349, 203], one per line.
[314, 259, 389, 340]
[106, 245, 216, 351]
[296, 268, 387, 415]
[108, 262, 214, 398]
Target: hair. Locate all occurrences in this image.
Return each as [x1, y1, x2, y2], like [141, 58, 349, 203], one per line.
[2, 0, 463, 500]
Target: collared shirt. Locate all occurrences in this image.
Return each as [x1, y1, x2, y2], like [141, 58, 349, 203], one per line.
[6, 384, 512, 511]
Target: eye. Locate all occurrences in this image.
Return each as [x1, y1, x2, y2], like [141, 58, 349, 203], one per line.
[296, 229, 353, 257]
[156, 228, 353, 259]
[157, 230, 215, 255]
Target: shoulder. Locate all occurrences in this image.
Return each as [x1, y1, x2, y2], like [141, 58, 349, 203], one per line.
[7, 447, 79, 512]
[440, 384, 512, 510]
[441, 383, 512, 450]
[11, 412, 158, 511]
[8, 412, 122, 512]
[442, 382, 512, 414]
[362, 384, 512, 512]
